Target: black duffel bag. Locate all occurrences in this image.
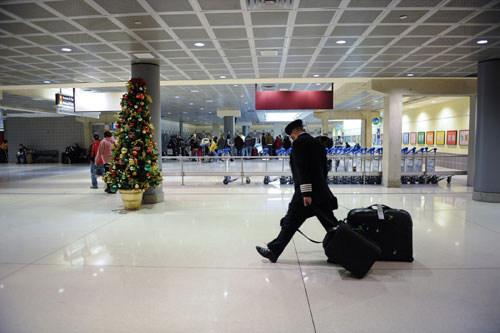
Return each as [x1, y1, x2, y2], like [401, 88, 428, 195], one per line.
[347, 204, 414, 262]
[298, 205, 381, 279]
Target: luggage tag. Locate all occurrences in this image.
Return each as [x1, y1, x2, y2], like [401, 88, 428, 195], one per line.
[377, 204, 385, 220]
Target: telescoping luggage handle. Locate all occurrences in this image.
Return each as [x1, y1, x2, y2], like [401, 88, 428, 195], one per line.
[297, 204, 340, 244]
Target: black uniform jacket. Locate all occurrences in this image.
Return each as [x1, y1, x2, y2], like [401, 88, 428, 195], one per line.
[290, 132, 338, 210]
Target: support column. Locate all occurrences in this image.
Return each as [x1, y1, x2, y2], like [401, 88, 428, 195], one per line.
[224, 116, 234, 137]
[364, 118, 372, 148]
[179, 120, 183, 137]
[273, 123, 281, 137]
[321, 118, 329, 135]
[473, 59, 500, 202]
[131, 61, 164, 204]
[382, 92, 403, 188]
[242, 125, 249, 136]
[467, 96, 476, 187]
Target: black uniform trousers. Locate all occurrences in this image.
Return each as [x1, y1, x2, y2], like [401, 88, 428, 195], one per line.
[267, 195, 337, 258]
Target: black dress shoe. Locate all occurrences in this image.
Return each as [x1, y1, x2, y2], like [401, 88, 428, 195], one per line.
[256, 246, 278, 263]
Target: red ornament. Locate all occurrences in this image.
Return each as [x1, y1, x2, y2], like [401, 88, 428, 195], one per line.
[123, 95, 128, 100]
[138, 108, 142, 113]
[129, 134, 133, 138]
[134, 158, 138, 165]
[128, 102, 132, 106]
[146, 173, 150, 177]
[130, 123, 134, 127]
[132, 151, 138, 156]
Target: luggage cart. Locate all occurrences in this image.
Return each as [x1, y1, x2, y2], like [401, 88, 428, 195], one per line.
[221, 148, 238, 185]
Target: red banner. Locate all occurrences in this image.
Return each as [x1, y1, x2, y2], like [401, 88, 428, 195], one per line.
[255, 84, 333, 110]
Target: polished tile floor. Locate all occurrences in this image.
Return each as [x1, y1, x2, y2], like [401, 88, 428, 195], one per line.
[1, 163, 499, 332]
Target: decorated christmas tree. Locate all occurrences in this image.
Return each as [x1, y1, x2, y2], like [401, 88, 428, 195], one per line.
[103, 77, 162, 193]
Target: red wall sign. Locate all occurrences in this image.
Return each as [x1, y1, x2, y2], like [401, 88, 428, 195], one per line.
[255, 84, 333, 110]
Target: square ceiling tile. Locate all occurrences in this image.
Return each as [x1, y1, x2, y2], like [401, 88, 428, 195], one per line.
[316, 55, 342, 61]
[344, 55, 373, 61]
[224, 49, 251, 57]
[358, 37, 393, 46]
[445, 0, 492, 7]
[330, 25, 368, 36]
[0, 37, 31, 47]
[425, 10, 475, 23]
[117, 15, 161, 29]
[213, 28, 248, 39]
[255, 39, 286, 48]
[295, 11, 336, 24]
[58, 33, 100, 44]
[408, 25, 450, 36]
[290, 38, 321, 48]
[9, 56, 43, 64]
[80, 44, 117, 53]
[68, 54, 101, 61]
[428, 37, 464, 46]
[251, 12, 289, 25]
[397, 0, 442, 6]
[114, 42, 149, 52]
[350, 47, 382, 55]
[147, 41, 181, 50]
[288, 48, 316, 55]
[293, 26, 327, 37]
[466, 11, 500, 24]
[24, 35, 69, 46]
[253, 27, 287, 38]
[37, 54, 71, 62]
[370, 25, 411, 36]
[0, 3, 56, 19]
[0, 22, 44, 34]
[14, 46, 55, 55]
[219, 40, 250, 49]
[133, 29, 172, 41]
[172, 28, 210, 39]
[45, 0, 100, 16]
[192, 50, 221, 57]
[144, 0, 193, 11]
[411, 47, 448, 54]
[93, 0, 146, 14]
[96, 32, 136, 42]
[446, 25, 491, 36]
[381, 10, 429, 23]
[198, 0, 241, 10]
[338, 10, 383, 23]
[393, 37, 431, 46]
[384, 47, 416, 54]
[73, 18, 120, 31]
[227, 57, 253, 64]
[159, 50, 190, 58]
[205, 13, 245, 26]
[348, 0, 392, 7]
[319, 47, 349, 55]
[161, 14, 202, 28]
[257, 56, 282, 62]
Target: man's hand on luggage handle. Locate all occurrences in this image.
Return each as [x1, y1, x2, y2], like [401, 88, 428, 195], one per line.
[304, 197, 312, 207]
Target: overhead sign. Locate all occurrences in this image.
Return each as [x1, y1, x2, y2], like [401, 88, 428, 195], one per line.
[55, 93, 74, 108]
[255, 84, 333, 110]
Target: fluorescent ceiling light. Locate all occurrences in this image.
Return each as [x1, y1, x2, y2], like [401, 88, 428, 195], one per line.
[175, 96, 179, 98]
[61, 47, 72, 52]
[133, 53, 154, 59]
[316, 83, 321, 86]
[407, 73, 414, 77]
[336, 40, 346, 44]
[265, 112, 299, 122]
[313, 74, 320, 77]
[134, 21, 141, 25]
[399, 15, 408, 19]
[219, 75, 226, 78]
[194, 42, 205, 47]
[189, 102, 193, 105]
[43, 80, 51, 84]
[477, 40, 488, 44]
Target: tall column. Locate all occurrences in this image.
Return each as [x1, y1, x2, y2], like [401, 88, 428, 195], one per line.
[321, 118, 329, 135]
[364, 118, 372, 148]
[473, 59, 500, 202]
[131, 61, 164, 204]
[467, 96, 476, 187]
[212, 123, 220, 137]
[273, 123, 281, 137]
[179, 119, 183, 137]
[382, 92, 403, 188]
[242, 125, 249, 136]
[224, 116, 234, 137]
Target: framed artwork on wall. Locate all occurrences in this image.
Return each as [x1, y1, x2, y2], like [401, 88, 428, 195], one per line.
[402, 132, 409, 145]
[447, 130, 457, 145]
[426, 131, 434, 145]
[410, 132, 417, 145]
[436, 131, 445, 145]
[459, 130, 469, 146]
[417, 132, 425, 144]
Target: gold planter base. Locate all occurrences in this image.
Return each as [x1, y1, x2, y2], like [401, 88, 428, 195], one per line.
[119, 189, 144, 210]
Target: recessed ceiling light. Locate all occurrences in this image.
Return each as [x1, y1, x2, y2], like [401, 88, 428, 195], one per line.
[279, 88, 288, 91]
[168, 112, 171, 114]
[134, 21, 142, 25]
[233, 84, 239, 87]
[189, 102, 193, 105]
[208, 111, 212, 114]
[316, 83, 321, 86]
[240, 95, 244, 97]
[431, 100, 436, 103]
[61, 47, 72, 52]
[477, 40, 488, 44]
[175, 96, 179, 98]
[244, 102, 248, 104]
[194, 42, 205, 47]
[200, 108, 204, 110]
[190, 90, 199, 93]
[357, 106, 361, 109]
[313, 74, 320, 77]
[43, 80, 51, 84]
[206, 100, 213, 102]
[407, 73, 414, 77]
[336, 40, 346, 44]
[220, 75, 226, 79]
[399, 15, 408, 20]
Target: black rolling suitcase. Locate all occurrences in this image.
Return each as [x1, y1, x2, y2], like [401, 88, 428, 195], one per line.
[346, 205, 414, 262]
[300, 205, 381, 279]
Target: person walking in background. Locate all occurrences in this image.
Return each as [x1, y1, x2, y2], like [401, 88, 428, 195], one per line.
[256, 119, 338, 263]
[16, 144, 27, 164]
[217, 134, 225, 154]
[88, 133, 101, 189]
[95, 130, 116, 194]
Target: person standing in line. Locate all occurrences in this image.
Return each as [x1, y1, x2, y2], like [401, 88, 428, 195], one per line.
[88, 133, 101, 189]
[95, 130, 117, 194]
[256, 119, 338, 263]
[265, 132, 274, 154]
[283, 135, 292, 150]
[244, 134, 255, 158]
[234, 134, 244, 156]
[16, 144, 27, 164]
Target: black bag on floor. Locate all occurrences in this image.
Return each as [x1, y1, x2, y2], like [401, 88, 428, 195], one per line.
[346, 204, 413, 262]
[299, 205, 381, 279]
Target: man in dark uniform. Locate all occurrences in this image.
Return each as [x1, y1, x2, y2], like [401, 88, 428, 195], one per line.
[256, 119, 338, 263]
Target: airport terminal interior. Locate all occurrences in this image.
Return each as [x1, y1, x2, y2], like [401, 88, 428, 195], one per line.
[0, 0, 500, 332]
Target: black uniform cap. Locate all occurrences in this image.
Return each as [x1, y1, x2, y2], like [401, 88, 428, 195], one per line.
[285, 119, 303, 135]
